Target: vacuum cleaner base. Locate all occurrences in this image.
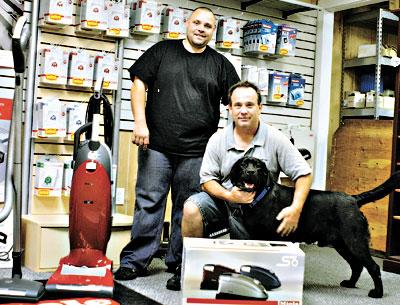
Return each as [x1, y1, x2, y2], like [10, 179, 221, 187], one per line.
[45, 249, 114, 297]
[0, 278, 45, 302]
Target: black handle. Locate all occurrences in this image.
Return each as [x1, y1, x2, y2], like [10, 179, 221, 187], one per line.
[12, 38, 25, 74]
[73, 122, 92, 161]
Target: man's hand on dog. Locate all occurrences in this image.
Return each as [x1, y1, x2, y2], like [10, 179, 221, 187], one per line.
[276, 206, 300, 236]
[228, 186, 255, 204]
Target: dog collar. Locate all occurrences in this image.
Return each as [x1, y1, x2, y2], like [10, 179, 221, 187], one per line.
[249, 187, 270, 208]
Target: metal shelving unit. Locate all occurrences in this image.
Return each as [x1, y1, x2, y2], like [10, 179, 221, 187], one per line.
[240, 0, 320, 18]
[383, 10, 400, 274]
[341, 8, 399, 119]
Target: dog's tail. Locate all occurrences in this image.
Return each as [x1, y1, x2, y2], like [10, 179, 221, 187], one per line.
[353, 171, 400, 207]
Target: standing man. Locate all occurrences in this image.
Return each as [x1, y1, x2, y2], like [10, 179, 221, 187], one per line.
[182, 81, 312, 253]
[113, 7, 240, 291]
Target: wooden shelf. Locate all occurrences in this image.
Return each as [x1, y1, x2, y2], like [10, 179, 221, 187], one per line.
[22, 213, 133, 272]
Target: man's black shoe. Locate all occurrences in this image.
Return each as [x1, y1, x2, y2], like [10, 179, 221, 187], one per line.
[166, 265, 181, 291]
[114, 267, 147, 280]
[166, 273, 181, 291]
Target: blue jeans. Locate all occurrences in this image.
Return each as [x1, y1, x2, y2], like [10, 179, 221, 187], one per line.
[187, 192, 250, 240]
[119, 148, 202, 271]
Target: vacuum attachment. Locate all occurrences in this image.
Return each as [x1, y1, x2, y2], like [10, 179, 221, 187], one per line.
[216, 273, 268, 300]
[240, 265, 281, 290]
[200, 264, 237, 290]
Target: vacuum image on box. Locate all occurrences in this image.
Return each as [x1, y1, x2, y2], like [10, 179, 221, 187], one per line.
[200, 264, 281, 291]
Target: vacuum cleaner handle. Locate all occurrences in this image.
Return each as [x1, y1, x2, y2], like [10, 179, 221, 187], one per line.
[11, 16, 29, 74]
[73, 122, 92, 162]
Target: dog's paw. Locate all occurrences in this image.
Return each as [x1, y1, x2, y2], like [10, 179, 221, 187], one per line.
[368, 288, 383, 298]
[340, 280, 356, 288]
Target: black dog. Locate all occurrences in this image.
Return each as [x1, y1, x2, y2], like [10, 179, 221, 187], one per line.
[229, 156, 400, 298]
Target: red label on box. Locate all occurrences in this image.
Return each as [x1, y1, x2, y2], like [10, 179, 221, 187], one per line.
[4, 297, 119, 305]
[0, 98, 13, 120]
[186, 298, 279, 304]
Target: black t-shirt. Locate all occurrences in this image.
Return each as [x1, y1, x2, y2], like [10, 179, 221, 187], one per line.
[129, 39, 240, 157]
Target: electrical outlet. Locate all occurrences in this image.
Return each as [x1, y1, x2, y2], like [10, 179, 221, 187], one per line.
[116, 187, 125, 205]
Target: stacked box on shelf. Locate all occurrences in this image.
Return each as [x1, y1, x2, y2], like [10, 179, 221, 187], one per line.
[243, 19, 277, 55]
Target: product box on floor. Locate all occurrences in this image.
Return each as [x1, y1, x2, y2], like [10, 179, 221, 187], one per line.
[182, 237, 304, 305]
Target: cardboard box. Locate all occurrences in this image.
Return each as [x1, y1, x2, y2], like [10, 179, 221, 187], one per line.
[343, 91, 365, 108]
[130, 0, 162, 35]
[161, 6, 187, 40]
[105, 1, 130, 38]
[268, 72, 289, 103]
[357, 44, 376, 58]
[39, 0, 74, 28]
[276, 24, 297, 56]
[0, 214, 13, 268]
[216, 17, 241, 49]
[39, 46, 69, 85]
[288, 74, 305, 106]
[243, 19, 277, 55]
[390, 0, 400, 11]
[182, 238, 304, 305]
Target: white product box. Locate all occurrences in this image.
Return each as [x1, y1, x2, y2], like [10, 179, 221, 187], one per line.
[357, 44, 376, 58]
[258, 68, 269, 96]
[130, 0, 162, 35]
[161, 6, 187, 40]
[94, 52, 119, 90]
[365, 91, 375, 108]
[34, 156, 64, 197]
[39, 0, 74, 28]
[34, 98, 67, 138]
[62, 157, 73, 196]
[378, 96, 395, 110]
[216, 17, 241, 49]
[68, 49, 95, 88]
[241, 65, 259, 84]
[0, 213, 13, 268]
[105, 1, 130, 38]
[343, 91, 365, 108]
[39, 46, 69, 85]
[79, 0, 107, 31]
[182, 238, 304, 305]
[66, 102, 87, 141]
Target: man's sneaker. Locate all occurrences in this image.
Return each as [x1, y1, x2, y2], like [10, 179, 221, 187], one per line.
[114, 267, 147, 280]
[166, 265, 181, 291]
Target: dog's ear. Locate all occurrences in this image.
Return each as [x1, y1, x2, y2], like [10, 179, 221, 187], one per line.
[257, 159, 273, 187]
[228, 157, 244, 185]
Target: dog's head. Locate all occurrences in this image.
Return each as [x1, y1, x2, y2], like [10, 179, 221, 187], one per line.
[229, 157, 273, 192]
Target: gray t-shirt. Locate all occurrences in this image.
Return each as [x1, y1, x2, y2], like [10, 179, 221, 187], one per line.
[200, 122, 312, 190]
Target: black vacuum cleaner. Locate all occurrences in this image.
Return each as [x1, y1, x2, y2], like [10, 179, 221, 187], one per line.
[0, 12, 45, 302]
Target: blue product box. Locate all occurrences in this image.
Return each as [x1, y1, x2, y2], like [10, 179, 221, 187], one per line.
[276, 24, 297, 56]
[268, 72, 290, 103]
[243, 19, 277, 55]
[288, 74, 305, 106]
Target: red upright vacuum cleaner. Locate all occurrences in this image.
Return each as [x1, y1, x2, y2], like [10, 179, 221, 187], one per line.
[46, 83, 114, 297]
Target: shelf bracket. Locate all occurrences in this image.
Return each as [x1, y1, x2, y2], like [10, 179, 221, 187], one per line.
[241, 0, 262, 11]
[282, 8, 312, 19]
